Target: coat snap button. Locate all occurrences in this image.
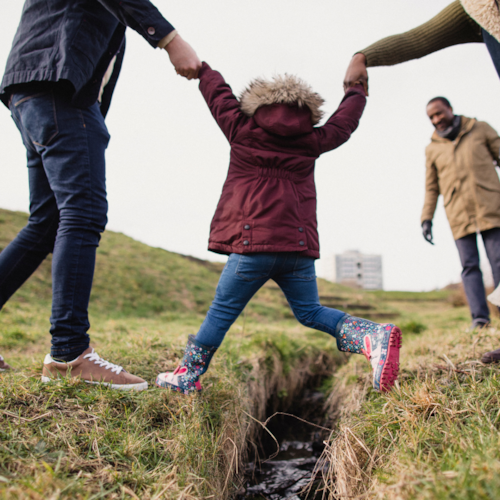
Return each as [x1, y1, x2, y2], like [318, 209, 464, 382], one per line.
[298, 227, 303, 232]
[243, 240, 249, 246]
[244, 224, 250, 230]
[147, 27, 156, 35]
[299, 240, 305, 246]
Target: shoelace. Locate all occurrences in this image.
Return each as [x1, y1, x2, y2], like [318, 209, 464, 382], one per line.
[83, 351, 123, 374]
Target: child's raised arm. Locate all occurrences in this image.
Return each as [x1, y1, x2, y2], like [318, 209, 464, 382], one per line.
[315, 85, 366, 154]
[198, 62, 245, 143]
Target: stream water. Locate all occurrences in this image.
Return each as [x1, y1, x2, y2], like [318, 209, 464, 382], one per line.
[237, 391, 328, 500]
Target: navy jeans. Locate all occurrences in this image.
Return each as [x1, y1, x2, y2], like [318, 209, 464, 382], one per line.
[195, 252, 347, 348]
[0, 87, 109, 358]
[483, 29, 500, 79]
[455, 228, 500, 323]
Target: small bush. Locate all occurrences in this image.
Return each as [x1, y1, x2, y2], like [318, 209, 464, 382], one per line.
[0, 329, 33, 348]
[401, 320, 426, 334]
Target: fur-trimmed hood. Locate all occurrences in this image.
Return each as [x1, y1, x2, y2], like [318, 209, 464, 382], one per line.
[461, 0, 500, 42]
[239, 75, 325, 126]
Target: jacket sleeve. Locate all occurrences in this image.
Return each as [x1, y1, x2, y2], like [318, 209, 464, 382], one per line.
[360, 1, 482, 67]
[315, 85, 366, 154]
[96, 0, 175, 47]
[421, 154, 440, 224]
[198, 62, 245, 143]
[482, 122, 500, 163]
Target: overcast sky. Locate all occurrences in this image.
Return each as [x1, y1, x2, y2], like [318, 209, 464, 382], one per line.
[1, 1, 500, 291]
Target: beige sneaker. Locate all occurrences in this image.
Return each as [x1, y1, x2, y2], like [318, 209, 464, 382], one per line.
[488, 283, 500, 307]
[0, 355, 11, 372]
[41, 347, 148, 391]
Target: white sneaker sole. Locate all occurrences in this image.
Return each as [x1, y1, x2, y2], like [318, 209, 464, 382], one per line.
[41, 376, 148, 391]
[487, 285, 500, 307]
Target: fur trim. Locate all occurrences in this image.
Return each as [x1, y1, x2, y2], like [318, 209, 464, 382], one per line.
[239, 75, 325, 125]
[461, 0, 500, 43]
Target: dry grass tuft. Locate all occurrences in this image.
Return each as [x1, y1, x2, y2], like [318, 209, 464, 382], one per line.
[317, 296, 500, 500]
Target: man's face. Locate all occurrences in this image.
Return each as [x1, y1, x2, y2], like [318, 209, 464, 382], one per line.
[426, 100, 454, 132]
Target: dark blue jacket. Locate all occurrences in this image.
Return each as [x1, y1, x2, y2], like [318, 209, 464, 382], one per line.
[1, 0, 175, 116]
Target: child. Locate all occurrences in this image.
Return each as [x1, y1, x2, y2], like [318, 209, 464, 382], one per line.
[156, 63, 401, 394]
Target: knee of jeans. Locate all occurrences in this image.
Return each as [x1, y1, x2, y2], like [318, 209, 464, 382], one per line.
[22, 214, 59, 252]
[293, 306, 320, 327]
[59, 206, 107, 234]
[462, 261, 481, 274]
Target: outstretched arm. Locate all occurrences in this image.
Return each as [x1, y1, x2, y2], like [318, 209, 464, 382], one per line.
[198, 62, 245, 143]
[315, 85, 366, 154]
[344, 0, 482, 92]
[96, 0, 201, 78]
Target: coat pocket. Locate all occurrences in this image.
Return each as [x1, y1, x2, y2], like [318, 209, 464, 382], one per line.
[443, 186, 456, 207]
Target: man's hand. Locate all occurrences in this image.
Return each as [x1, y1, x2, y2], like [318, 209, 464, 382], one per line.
[165, 34, 201, 80]
[422, 220, 434, 245]
[343, 53, 368, 95]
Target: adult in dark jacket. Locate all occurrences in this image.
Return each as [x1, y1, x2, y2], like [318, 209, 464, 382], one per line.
[156, 63, 402, 395]
[0, 0, 201, 386]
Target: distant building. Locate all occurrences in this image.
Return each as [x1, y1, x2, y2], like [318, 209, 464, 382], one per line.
[335, 250, 383, 290]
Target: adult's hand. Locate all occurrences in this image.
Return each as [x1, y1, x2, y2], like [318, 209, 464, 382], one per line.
[343, 53, 368, 95]
[165, 34, 201, 80]
[422, 220, 434, 245]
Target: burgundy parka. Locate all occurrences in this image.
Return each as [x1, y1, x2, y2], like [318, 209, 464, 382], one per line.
[198, 62, 366, 259]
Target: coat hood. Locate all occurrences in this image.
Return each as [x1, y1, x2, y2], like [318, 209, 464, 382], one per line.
[253, 103, 314, 136]
[461, 0, 500, 43]
[240, 74, 325, 126]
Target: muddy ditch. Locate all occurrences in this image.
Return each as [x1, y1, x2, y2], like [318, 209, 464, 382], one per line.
[232, 353, 343, 500]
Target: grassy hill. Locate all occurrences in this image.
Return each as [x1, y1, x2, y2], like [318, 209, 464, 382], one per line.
[0, 208, 408, 325]
[3, 208, 498, 500]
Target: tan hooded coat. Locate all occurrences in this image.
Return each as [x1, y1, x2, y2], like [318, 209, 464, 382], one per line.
[461, 0, 500, 43]
[421, 116, 500, 240]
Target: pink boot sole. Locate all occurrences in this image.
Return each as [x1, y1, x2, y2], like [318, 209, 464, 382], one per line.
[379, 327, 402, 392]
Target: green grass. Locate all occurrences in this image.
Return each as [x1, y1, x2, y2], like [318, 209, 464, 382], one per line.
[0, 209, 352, 498]
[5, 208, 497, 499]
[320, 293, 500, 500]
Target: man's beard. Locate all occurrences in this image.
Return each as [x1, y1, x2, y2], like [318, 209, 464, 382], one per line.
[436, 115, 461, 140]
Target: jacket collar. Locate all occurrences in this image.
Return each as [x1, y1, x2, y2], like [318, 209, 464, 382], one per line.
[431, 116, 476, 143]
[461, 0, 500, 43]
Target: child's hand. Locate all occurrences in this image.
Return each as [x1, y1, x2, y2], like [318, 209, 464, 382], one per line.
[165, 34, 202, 80]
[343, 53, 368, 95]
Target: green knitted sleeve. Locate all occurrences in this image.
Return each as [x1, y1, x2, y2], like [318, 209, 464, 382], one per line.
[361, 1, 483, 67]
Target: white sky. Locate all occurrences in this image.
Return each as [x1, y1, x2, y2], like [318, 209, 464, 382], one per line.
[1, 1, 499, 291]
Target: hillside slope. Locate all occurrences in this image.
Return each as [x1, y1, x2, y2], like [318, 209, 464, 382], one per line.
[0, 208, 396, 321]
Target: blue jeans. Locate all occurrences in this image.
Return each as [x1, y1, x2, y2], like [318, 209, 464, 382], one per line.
[0, 86, 109, 358]
[195, 252, 347, 348]
[455, 228, 500, 323]
[483, 29, 500, 79]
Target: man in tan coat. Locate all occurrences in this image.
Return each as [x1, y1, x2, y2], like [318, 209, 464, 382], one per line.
[422, 96, 500, 330]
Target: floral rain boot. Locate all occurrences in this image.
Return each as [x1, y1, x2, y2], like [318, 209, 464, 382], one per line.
[0, 354, 11, 372]
[336, 316, 402, 392]
[156, 335, 217, 395]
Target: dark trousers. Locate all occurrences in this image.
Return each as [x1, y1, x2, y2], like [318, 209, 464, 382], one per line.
[455, 228, 500, 322]
[0, 87, 109, 358]
[483, 29, 500, 79]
